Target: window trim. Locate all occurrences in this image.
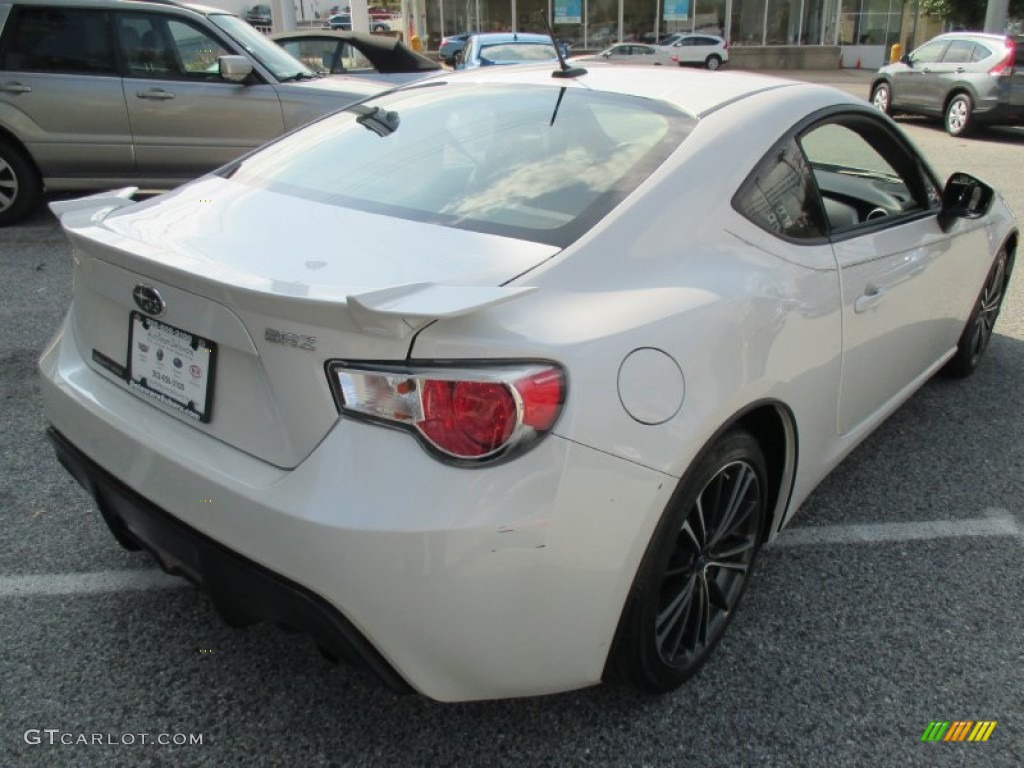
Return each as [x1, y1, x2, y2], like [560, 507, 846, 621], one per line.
[732, 105, 944, 246]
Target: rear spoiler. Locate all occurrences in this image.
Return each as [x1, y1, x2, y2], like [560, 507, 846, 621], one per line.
[347, 283, 535, 338]
[49, 187, 139, 227]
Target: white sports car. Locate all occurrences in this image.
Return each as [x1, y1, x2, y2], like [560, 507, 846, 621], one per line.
[40, 63, 1016, 702]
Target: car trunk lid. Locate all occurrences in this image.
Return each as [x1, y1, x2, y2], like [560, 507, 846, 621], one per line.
[53, 178, 557, 468]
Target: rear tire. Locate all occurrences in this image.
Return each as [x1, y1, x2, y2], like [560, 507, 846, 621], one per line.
[945, 93, 974, 137]
[607, 429, 767, 693]
[0, 138, 42, 227]
[705, 54, 722, 70]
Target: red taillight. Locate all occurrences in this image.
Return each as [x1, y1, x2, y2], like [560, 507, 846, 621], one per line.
[671, 55, 679, 63]
[420, 380, 517, 457]
[331, 364, 565, 463]
[723, 40, 729, 50]
[517, 368, 562, 431]
[990, 39, 1015, 75]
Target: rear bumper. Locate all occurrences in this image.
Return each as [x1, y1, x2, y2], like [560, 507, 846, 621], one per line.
[973, 99, 1024, 125]
[47, 426, 413, 694]
[40, 311, 676, 701]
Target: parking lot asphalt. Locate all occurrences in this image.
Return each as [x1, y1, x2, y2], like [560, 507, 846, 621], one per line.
[2, 89, 1024, 767]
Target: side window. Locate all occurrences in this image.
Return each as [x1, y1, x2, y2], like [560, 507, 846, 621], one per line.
[117, 14, 230, 79]
[941, 40, 974, 64]
[0, 7, 116, 75]
[910, 39, 947, 64]
[166, 20, 230, 75]
[971, 43, 992, 63]
[733, 136, 827, 240]
[798, 120, 941, 234]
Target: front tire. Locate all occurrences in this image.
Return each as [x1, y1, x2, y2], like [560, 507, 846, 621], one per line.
[0, 138, 42, 227]
[945, 93, 974, 137]
[607, 429, 767, 693]
[942, 248, 1013, 378]
[871, 82, 892, 114]
[705, 54, 722, 70]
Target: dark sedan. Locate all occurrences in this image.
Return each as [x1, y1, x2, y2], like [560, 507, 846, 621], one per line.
[271, 30, 441, 84]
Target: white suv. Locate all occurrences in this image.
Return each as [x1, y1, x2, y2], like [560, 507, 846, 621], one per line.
[663, 34, 729, 70]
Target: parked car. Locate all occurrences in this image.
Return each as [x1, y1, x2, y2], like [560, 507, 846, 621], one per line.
[0, 0, 389, 226]
[41, 61, 1016, 701]
[454, 32, 559, 70]
[244, 3, 271, 27]
[327, 13, 390, 32]
[665, 33, 729, 69]
[590, 43, 667, 64]
[271, 30, 441, 84]
[439, 32, 472, 64]
[870, 32, 1024, 136]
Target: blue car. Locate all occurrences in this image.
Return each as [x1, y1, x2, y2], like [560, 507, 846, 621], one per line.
[454, 32, 560, 70]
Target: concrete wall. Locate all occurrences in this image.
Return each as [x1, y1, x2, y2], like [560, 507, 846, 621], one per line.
[728, 45, 842, 70]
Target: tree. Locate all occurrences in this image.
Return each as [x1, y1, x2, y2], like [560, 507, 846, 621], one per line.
[918, 0, 1024, 28]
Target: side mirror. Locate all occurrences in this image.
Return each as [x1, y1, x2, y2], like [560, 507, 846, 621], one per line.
[900, 53, 911, 66]
[219, 55, 253, 83]
[601, 51, 611, 58]
[938, 172, 994, 232]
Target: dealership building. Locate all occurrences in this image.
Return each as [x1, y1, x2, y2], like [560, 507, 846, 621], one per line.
[416, 0, 943, 68]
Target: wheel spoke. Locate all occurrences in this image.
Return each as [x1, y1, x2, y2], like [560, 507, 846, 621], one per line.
[692, 498, 708, 549]
[695, 574, 712, 648]
[705, 572, 731, 610]
[679, 519, 702, 553]
[710, 533, 757, 563]
[708, 464, 757, 548]
[656, 573, 697, 660]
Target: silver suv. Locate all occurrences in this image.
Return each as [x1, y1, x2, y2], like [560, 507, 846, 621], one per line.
[870, 32, 1024, 137]
[0, 0, 387, 225]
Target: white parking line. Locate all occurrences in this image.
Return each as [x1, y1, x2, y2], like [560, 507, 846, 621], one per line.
[771, 508, 1020, 548]
[0, 511, 1019, 597]
[0, 568, 186, 598]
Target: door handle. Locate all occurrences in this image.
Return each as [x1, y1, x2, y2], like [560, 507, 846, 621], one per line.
[0, 82, 32, 93]
[955, 67, 966, 73]
[136, 88, 175, 100]
[854, 286, 886, 314]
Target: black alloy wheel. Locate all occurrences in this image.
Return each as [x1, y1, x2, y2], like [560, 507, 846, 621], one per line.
[608, 429, 767, 693]
[943, 248, 1013, 378]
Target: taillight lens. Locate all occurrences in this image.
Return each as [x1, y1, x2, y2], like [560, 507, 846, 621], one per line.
[330, 363, 565, 463]
[990, 39, 1015, 75]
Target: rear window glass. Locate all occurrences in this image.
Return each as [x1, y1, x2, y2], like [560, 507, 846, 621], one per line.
[478, 43, 556, 62]
[221, 83, 693, 246]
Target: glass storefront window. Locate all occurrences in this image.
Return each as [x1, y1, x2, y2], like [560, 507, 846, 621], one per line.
[587, 0, 619, 47]
[765, 0, 800, 43]
[732, 0, 765, 46]
[693, 0, 726, 36]
[424, 0, 859, 52]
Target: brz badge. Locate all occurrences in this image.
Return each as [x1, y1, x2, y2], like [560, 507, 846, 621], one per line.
[133, 284, 166, 316]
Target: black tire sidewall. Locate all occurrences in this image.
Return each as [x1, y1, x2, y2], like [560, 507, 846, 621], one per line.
[609, 429, 768, 693]
[946, 94, 973, 136]
[0, 140, 42, 226]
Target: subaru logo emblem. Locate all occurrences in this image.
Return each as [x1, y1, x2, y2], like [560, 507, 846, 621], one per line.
[133, 284, 165, 316]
